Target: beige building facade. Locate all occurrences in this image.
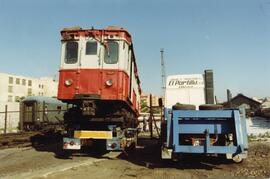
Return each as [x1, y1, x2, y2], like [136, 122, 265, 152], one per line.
[0, 72, 58, 102]
[140, 92, 161, 107]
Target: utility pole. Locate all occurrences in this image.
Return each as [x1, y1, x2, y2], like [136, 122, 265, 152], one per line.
[4, 105, 7, 134]
[160, 48, 166, 97]
[149, 94, 153, 139]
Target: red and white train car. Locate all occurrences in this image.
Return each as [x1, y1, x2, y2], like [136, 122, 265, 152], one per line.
[57, 26, 141, 151]
[58, 26, 141, 116]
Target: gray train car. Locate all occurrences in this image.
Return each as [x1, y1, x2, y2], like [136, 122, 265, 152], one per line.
[21, 96, 69, 131]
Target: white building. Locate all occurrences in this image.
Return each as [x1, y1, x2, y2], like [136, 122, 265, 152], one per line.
[0, 72, 58, 102]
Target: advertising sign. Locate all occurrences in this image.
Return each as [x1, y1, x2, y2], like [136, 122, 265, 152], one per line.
[167, 75, 204, 89]
[165, 74, 206, 108]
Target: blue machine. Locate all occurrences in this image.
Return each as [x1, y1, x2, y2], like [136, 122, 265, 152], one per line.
[161, 108, 248, 163]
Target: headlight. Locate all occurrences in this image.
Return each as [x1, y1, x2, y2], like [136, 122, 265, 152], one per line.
[105, 79, 113, 86]
[64, 79, 73, 86]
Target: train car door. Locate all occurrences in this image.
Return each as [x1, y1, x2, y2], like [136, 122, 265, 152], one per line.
[23, 101, 36, 125]
[80, 38, 101, 69]
[78, 38, 103, 95]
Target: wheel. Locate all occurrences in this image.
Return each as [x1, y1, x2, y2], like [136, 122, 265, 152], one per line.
[172, 153, 183, 162]
[172, 103, 196, 110]
[232, 154, 243, 163]
[199, 104, 223, 110]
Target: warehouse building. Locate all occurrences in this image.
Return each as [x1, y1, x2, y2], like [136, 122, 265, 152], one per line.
[223, 93, 261, 116]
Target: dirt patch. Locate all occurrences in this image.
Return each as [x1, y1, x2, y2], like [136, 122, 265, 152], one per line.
[233, 142, 270, 178]
[0, 134, 269, 179]
[43, 138, 270, 179]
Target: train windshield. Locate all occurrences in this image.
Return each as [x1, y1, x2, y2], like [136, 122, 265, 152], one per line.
[104, 41, 118, 64]
[85, 41, 97, 55]
[65, 41, 78, 64]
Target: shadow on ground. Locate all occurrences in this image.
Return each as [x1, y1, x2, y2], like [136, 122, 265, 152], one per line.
[118, 137, 233, 170]
[30, 133, 111, 159]
[30, 133, 233, 170]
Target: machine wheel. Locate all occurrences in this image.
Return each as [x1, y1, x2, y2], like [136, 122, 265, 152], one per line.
[199, 104, 223, 110]
[232, 154, 243, 163]
[172, 103, 196, 110]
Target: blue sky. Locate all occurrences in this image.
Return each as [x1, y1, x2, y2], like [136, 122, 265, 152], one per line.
[0, 0, 270, 100]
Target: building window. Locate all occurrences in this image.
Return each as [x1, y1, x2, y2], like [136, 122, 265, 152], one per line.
[28, 80, 32, 86]
[104, 41, 119, 64]
[16, 78, 20, 85]
[8, 86, 13, 93]
[85, 41, 97, 55]
[9, 77, 13, 84]
[8, 95, 12, 102]
[27, 88, 32, 96]
[65, 41, 78, 64]
[22, 79, 26, 85]
[15, 96, 20, 102]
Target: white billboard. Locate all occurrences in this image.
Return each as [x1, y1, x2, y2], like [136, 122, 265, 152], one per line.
[165, 74, 206, 109]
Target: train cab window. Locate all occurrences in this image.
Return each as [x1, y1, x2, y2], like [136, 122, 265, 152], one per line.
[85, 41, 97, 55]
[104, 41, 119, 64]
[65, 41, 78, 64]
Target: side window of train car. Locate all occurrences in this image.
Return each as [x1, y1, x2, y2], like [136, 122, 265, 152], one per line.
[85, 41, 97, 55]
[65, 41, 78, 64]
[104, 41, 119, 64]
[44, 105, 48, 114]
[57, 106, 62, 114]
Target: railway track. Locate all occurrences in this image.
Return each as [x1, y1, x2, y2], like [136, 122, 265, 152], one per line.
[0, 131, 60, 149]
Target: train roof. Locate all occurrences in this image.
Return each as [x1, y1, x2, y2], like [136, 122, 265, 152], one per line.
[22, 96, 66, 105]
[61, 26, 132, 43]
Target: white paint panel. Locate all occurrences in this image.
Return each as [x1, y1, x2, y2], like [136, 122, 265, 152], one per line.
[80, 37, 102, 69]
[165, 74, 206, 109]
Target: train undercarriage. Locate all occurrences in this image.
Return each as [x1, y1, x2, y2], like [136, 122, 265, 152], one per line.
[62, 99, 139, 152]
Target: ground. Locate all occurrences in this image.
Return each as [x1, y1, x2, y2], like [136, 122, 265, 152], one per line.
[0, 134, 269, 179]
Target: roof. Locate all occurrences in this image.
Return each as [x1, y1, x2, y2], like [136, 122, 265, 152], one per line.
[61, 26, 132, 44]
[233, 94, 261, 104]
[223, 93, 262, 107]
[22, 96, 65, 105]
[261, 101, 270, 109]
